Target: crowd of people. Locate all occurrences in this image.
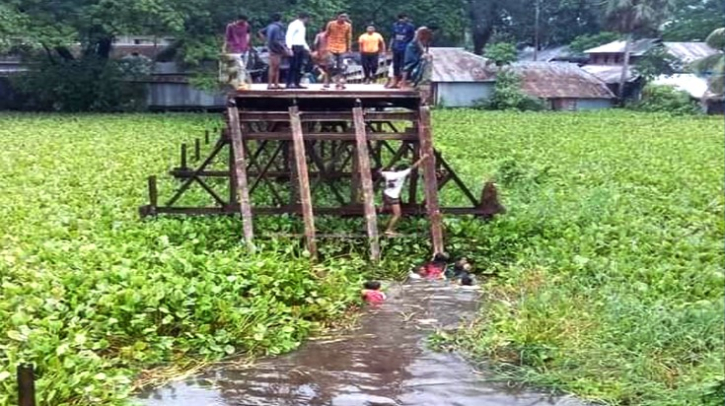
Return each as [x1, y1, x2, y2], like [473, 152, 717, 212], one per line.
[223, 12, 434, 91]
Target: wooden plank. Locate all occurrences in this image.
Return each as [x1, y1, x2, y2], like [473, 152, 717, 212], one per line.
[417, 105, 445, 255]
[241, 132, 418, 141]
[289, 106, 318, 259]
[152, 205, 489, 216]
[17, 364, 36, 406]
[353, 107, 381, 262]
[240, 111, 417, 122]
[227, 106, 255, 252]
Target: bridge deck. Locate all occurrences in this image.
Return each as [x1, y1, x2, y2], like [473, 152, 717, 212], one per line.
[232, 84, 420, 110]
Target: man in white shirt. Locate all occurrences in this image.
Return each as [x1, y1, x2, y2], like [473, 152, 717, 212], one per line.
[379, 154, 429, 236]
[285, 12, 311, 89]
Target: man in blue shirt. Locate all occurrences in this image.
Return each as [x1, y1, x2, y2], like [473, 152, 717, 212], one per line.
[386, 14, 415, 88]
[258, 13, 290, 89]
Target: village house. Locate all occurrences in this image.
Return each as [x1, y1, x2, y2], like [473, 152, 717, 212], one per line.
[429, 48, 497, 107]
[582, 39, 717, 99]
[513, 62, 615, 111]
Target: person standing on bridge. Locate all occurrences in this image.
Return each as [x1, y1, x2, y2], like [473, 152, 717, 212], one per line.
[258, 13, 290, 90]
[285, 12, 311, 89]
[386, 14, 415, 88]
[379, 154, 429, 237]
[223, 15, 252, 89]
[358, 25, 386, 84]
[324, 12, 352, 89]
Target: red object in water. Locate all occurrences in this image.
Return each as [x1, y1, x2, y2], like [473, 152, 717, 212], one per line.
[363, 290, 386, 304]
[425, 263, 445, 279]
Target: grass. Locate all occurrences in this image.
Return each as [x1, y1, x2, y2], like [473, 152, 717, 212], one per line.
[0, 110, 722, 405]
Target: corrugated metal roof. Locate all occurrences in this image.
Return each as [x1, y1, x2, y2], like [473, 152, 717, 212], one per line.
[513, 62, 615, 99]
[430, 47, 496, 82]
[581, 64, 639, 84]
[664, 42, 717, 64]
[585, 39, 658, 56]
[518, 46, 572, 62]
[652, 74, 708, 98]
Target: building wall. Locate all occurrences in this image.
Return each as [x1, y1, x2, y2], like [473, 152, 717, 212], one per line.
[146, 82, 226, 110]
[434, 82, 494, 107]
[573, 98, 614, 111]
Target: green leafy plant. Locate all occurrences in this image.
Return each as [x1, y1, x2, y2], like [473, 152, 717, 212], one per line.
[484, 42, 518, 67]
[479, 69, 546, 111]
[431, 109, 724, 406]
[11, 56, 149, 112]
[630, 83, 701, 114]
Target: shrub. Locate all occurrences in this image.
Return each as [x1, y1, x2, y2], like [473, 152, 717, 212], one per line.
[631, 83, 701, 115]
[11, 56, 149, 112]
[484, 42, 518, 67]
[479, 69, 546, 112]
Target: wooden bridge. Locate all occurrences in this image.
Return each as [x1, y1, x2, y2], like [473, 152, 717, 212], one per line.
[140, 84, 503, 261]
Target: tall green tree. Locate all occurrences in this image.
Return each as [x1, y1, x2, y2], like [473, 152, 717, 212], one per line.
[604, 0, 675, 101]
[692, 28, 724, 97]
[662, 0, 725, 41]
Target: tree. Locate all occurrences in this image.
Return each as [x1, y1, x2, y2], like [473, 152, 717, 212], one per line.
[485, 42, 517, 66]
[604, 0, 675, 102]
[634, 44, 681, 81]
[692, 28, 724, 97]
[662, 0, 725, 41]
[466, 0, 501, 55]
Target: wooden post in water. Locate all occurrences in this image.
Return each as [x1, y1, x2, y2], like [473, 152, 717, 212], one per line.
[417, 105, 444, 254]
[17, 364, 36, 406]
[352, 106, 380, 262]
[289, 106, 318, 259]
[227, 104, 255, 252]
[147, 176, 158, 215]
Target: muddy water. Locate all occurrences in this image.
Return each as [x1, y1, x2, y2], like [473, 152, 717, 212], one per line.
[136, 280, 584, 406]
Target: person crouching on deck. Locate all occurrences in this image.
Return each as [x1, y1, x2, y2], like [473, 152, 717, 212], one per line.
[223, 15, 252, 90]
[379, 154, 429, 237]
[312, 28, 334, 88]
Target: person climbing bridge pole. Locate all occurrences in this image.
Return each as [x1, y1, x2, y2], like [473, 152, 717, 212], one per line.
[223, 15, 252, 90]
[379, 154, 429, 237]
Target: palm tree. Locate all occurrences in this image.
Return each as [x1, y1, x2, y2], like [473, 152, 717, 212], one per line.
[693, 28, 724, 97]
[604, 0, 675, 102]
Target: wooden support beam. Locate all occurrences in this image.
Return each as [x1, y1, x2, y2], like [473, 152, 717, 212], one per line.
[240, 132, 418, 141]
[180, 143, 188, 169]
[150, 205, 489, 216]
[239, 111, 416, 122]
[17, 364, 36, 406]
[289, 106, 318, 259]
[353, 106, 381, 262]
[227, 105, 255, 252]
[147, 176, 158, 215]
[417, 105, 444, 255]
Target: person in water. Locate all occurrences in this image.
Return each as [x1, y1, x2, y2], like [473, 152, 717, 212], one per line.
[362, 281, 386, 304]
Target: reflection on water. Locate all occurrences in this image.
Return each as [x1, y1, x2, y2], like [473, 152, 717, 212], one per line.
[135, 281, 585, 406]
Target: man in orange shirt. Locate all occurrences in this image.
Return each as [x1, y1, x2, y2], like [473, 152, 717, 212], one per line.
[358, 25, 386, 84]
[325, 12, 352, 88]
